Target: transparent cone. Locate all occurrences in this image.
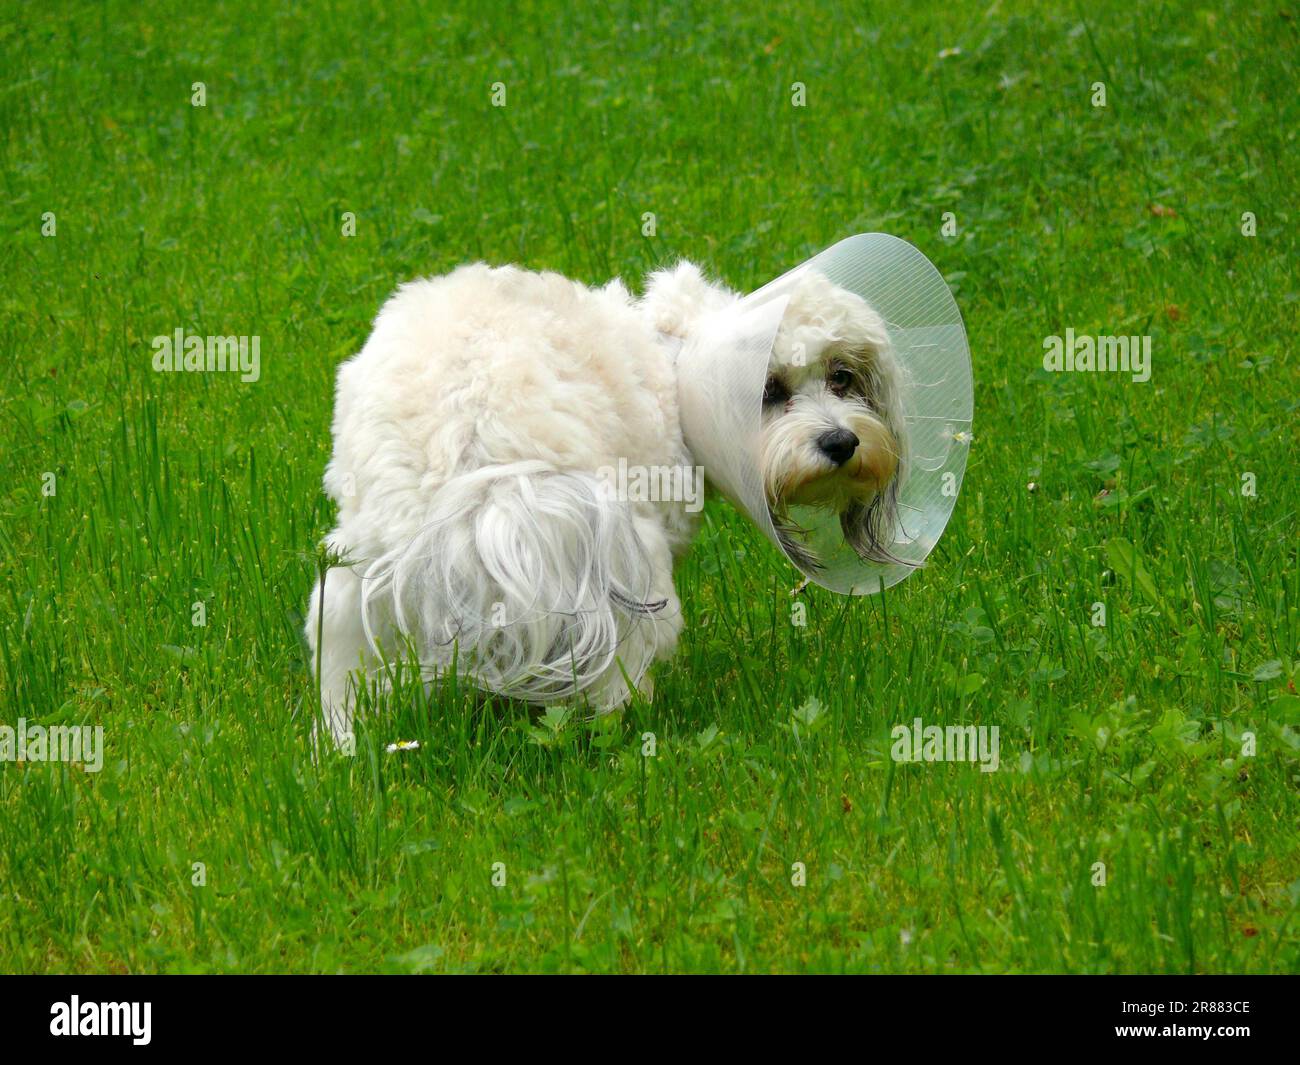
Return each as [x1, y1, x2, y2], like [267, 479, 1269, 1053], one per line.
[677, 233, 973, 594]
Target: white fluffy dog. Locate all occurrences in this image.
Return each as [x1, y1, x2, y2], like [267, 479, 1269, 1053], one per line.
[306, 261, 904, 747]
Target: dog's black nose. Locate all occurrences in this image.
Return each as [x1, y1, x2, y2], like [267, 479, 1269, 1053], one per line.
[817, 428, 859, 466]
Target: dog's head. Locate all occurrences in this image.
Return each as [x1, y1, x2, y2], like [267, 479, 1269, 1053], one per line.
[758, 273, 907, 569]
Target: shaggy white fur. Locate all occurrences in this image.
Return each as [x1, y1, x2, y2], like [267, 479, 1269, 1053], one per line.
[306, 260, 903, 747]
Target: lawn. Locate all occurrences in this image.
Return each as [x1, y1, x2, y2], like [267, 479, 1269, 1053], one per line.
[1, 0, 1296, 973]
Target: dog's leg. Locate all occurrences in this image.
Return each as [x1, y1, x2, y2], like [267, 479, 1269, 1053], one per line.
[305, 563, 369, 752]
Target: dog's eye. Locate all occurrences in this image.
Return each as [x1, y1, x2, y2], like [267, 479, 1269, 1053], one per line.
[828, 368, 855, 395]
[763, 374, 790, 406]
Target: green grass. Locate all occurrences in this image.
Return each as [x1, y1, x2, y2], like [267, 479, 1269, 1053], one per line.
[2, 0, 1297, 973]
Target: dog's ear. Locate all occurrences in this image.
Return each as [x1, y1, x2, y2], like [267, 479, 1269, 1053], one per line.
[840, 480, 911, 566]
[768, 507, 823, 572]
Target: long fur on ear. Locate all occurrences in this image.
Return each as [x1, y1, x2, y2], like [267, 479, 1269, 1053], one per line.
[840, 480, 911, 566]
[771, 479, 914, 571]
[769, 508, 822, 572]
[838, 309, 912, 568]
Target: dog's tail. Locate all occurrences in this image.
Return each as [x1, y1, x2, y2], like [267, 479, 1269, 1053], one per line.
[356, 461, 679, 707]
